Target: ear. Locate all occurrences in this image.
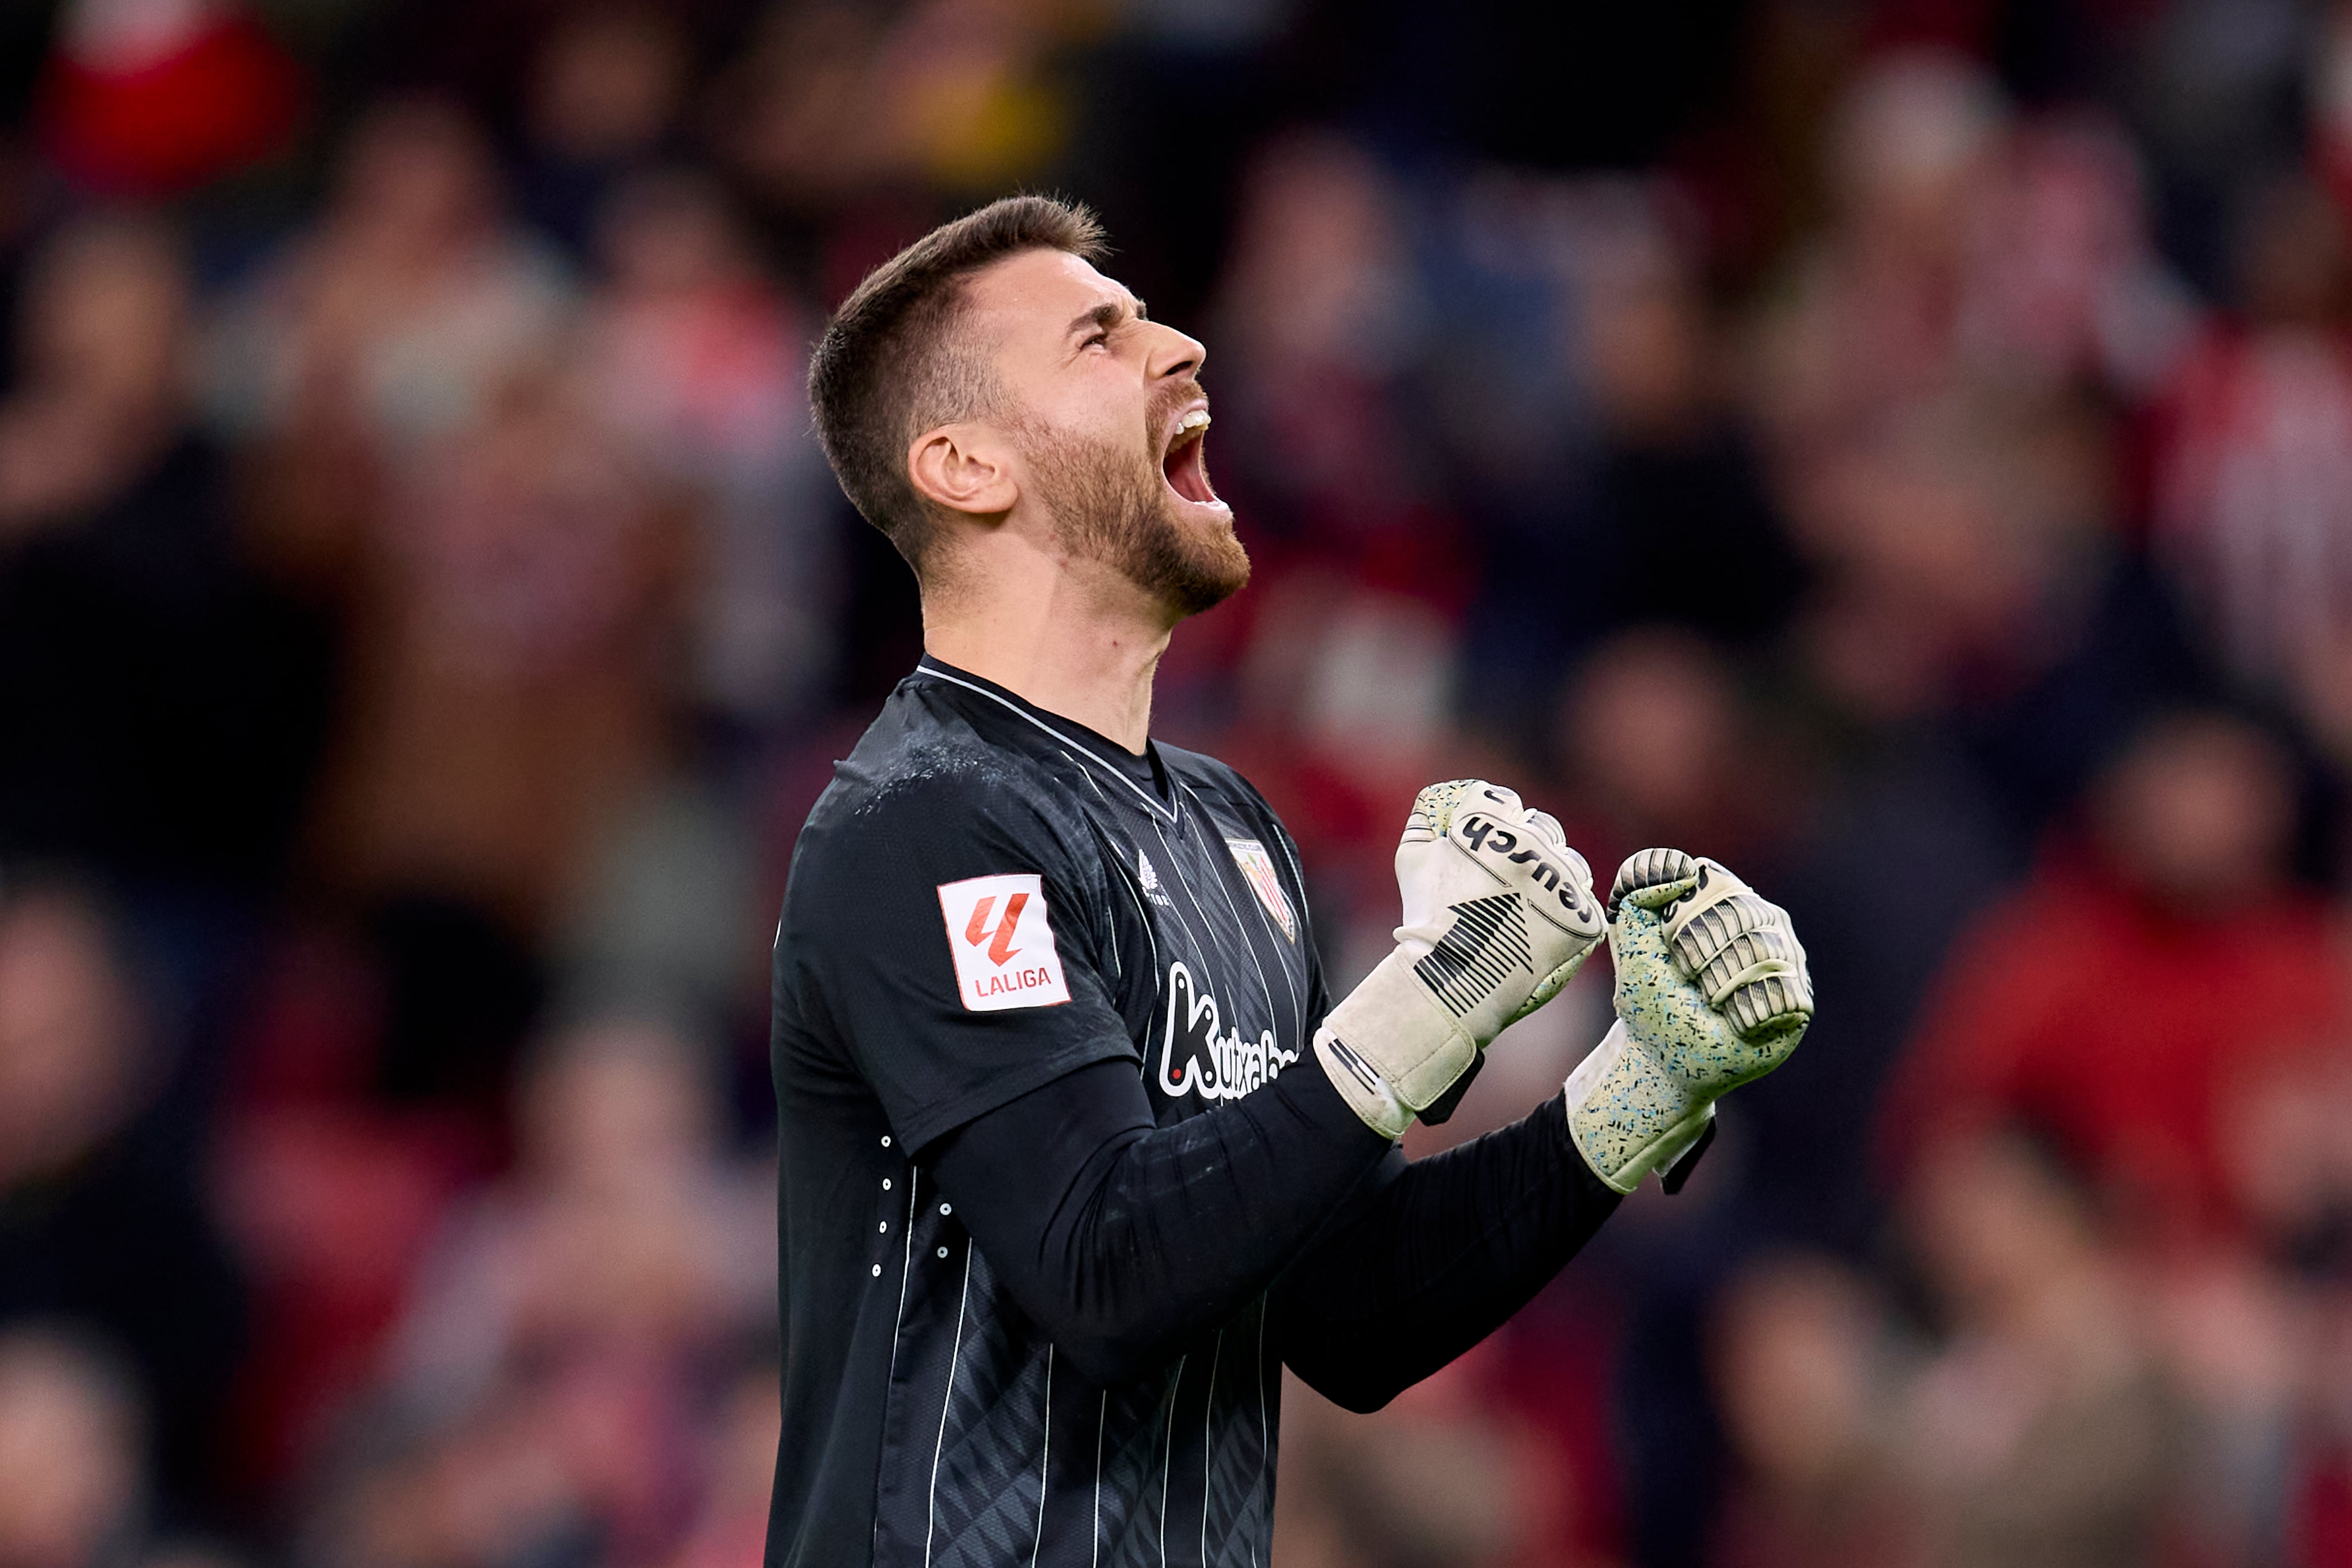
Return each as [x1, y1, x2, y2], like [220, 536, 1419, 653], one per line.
[907, 423, 1020, 517]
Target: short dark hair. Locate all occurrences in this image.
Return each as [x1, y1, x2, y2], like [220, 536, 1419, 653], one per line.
[807, 196, 1108, 575]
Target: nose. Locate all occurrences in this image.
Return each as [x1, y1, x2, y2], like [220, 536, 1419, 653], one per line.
[1144, 320, 1205, 382]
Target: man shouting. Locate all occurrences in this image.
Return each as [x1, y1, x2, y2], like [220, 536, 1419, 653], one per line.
[767, 196, 1814, 1568]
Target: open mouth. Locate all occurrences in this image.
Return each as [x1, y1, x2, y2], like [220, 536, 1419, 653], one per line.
[1160, 407, 1224, 509]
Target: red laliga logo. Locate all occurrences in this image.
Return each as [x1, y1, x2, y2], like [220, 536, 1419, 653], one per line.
[938, 874, 1070, 1012]
[964, 891, 1027, 965]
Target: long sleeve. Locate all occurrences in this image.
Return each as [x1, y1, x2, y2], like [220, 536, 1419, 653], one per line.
[1268, 1090, 1621, 1411]
[923, 1056, 1392, 1388]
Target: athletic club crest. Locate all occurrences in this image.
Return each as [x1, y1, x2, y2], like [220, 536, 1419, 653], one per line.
[1226, 838, 1297, 943]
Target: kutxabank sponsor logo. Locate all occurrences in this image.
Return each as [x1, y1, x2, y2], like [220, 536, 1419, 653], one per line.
[1157, 961, 1297, 1102]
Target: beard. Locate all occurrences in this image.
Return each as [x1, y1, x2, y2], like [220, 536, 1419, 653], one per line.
[1016, 394, 1250, 619]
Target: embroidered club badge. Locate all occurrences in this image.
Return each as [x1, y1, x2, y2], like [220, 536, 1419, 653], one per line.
[1226, 838, 1297, 944]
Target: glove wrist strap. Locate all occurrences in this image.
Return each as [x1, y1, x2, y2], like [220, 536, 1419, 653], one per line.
[1314, 947, 1480, 1138]
[1313, 1030, 1410, 1140]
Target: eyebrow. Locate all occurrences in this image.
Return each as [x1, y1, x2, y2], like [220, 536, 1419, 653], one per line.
[1068, 297, 1148, 337]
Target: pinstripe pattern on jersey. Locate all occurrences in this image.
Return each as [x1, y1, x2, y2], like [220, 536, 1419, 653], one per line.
[901, 801, 1294, 1566]
[880, 675, 1309, 1568]
[925, 1250, 1058, 1568]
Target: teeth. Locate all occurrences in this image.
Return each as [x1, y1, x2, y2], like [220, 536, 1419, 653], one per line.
[1175, 410, 1210, 436]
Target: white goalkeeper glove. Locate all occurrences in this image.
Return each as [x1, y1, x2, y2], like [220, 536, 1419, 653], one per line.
[1566, 849, 1813, 1193]
[1315, 780, 1607, 1139]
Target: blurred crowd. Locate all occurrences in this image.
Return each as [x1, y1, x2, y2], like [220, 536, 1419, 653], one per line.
[7, 0, 2352, 1566]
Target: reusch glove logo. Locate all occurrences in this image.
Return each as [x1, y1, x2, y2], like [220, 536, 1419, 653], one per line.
[937, 873, 1072, 1011]
[1455, 813, 1600, 930]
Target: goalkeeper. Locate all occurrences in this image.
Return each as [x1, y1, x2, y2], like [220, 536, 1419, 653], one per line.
[767, 193, 1813, 1568]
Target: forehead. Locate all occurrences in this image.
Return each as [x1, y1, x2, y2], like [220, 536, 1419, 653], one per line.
[960, 248, 1135, 346]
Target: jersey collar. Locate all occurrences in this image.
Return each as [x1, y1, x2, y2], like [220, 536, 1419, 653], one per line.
[911, 656, 1179, 821]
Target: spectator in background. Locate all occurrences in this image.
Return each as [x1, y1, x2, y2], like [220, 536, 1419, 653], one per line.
[1714, 1172, 2189, 1568]
[1272, 1346, 1573, 1568]
[206, 98, 578, 713]
[1709, 1256, 1917, 1568]
[663, 1365, 780, 1568]
[2117, 0, 2317, 299]
[1565, 193, 1804, 654]
[209, 929, 485, 1505]
[0, 1329, 148, 1568]
[713, 0, 1082, 216]
[1787, 388, 2092, 738]
[1786, 387, 2202, 841]
[1735, 390, 2160, 1255]
[0, 214, 331, 891]
[1898, 1130, 2183, 1568]
[516, 8, 691, 263]
[707, 1, 903, 215]
[1951, 116, 2196, 405]
[2151, 168, 2352, 719]
[1446, 179, 1803, 731]
[0, 883, 244, 1528]
[358, 1017, 769, 1558]
[36, 0, 305, 200]
[0, 214, 185, 533]
[583, 169, 832, 732]
[287, 1018, 766, 1568]
[207, 98, 572, 457]
[1753, 51, 2009, 451]
[1209, 130, 1443, 565]
[386, 1017, 768, 1399]
[1553, 629, 1790, 884]
[1884, 710, 2342, 1247]
[310, 361, 685, 940]
[1754, 51, 2189, 456]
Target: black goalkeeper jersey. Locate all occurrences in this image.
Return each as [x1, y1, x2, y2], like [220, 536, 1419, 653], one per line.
[769, 657, 1337, 1568]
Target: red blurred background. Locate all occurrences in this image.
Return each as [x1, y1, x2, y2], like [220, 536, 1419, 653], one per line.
[7, 1, 2352, 1565]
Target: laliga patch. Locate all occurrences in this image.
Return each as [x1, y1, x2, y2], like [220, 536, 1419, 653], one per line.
[1226, 839, 1297, 943]
[937, 873, 1071, 1011]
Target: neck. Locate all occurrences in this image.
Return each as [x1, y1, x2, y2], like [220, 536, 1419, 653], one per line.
[922, 549, 1173, 754]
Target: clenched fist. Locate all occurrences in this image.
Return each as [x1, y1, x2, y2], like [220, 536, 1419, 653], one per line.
[1565, 850, 1812, 1192]
[1315, 780, 1606, 1139]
